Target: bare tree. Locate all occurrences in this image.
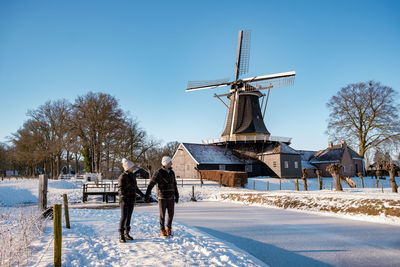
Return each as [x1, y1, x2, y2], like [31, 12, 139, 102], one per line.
[27, 99, 72, 178]
[72, 92, 125, 173]
[326, 81, 400, 158]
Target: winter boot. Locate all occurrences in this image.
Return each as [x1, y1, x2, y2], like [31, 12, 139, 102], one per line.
[160, 229, 168, 237]
[125, 227, 134, 241]
[166, 227, 173, 237]
[119, 230, 126, 243]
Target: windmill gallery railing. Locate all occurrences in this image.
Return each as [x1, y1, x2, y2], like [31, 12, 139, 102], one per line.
[202, 135, 292, 144]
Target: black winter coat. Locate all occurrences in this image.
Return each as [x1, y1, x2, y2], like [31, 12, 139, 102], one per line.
[118, 171, 145, 201]
[146, 168, 179, 200]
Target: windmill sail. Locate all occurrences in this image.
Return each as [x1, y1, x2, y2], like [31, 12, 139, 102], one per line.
[235, 30, 251, 80]
[186, 78, 231, 91]
[245, 73, 295, 91]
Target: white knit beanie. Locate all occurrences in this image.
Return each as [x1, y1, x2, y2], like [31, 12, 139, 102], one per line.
[161, 156, 172, 167]
[122, 158, 134, 171]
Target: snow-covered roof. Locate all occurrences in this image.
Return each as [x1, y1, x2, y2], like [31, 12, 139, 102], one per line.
[310, 147, 344, 164]
[297, 150, 318, 161]
[301, 160, 317, 169]
[182, 143, 245, 165]
[309, 144, 362, 164]
[263, 142, 300, 155]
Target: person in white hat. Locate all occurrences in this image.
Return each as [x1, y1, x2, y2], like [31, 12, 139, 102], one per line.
[145, 156, 179, 237]
[117, 158, 146, 243]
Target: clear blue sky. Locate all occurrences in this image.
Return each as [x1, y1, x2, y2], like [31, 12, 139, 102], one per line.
[1, 0, 399, 151]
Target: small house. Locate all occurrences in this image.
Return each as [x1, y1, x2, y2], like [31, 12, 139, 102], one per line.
[258, 142, 302, 178]
[309, 141, 363, 177]
[172, 143, 247, 179]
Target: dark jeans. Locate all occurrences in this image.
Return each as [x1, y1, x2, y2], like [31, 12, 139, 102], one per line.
[119, 198, 134, 232]
[159, 199, 175, 230]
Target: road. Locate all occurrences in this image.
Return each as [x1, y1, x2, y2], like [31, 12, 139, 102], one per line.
[136, 201, 400, 267]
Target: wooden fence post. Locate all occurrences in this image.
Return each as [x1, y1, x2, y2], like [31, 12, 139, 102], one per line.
[190, 186, 197, 201]
[63, 194, 70, 229]
[182, 178, 183, 187]
[253, 181, 255, 190]
[219, 174, 222, 188]
[53, 204, 62, 267]
[267, 181, 269, 191]
[381, 182, 384, 193]
[279, 179, 282, 190]
[295, 179, 299, 191]
[38, 174, 48, 212]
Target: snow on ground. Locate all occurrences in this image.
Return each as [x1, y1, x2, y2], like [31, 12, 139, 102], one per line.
[0, 178, 83, 206]
[1, 176, 400, 266]
[27, 208, 265, 267]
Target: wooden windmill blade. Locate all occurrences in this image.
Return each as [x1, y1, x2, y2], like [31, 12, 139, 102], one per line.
[186, 78, 231, 91]
[245, 74, 296, 91]
[235, 30, 251, 80]
[242, 71, 296, 84]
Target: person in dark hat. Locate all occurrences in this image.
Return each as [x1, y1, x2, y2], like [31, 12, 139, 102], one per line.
[118, 158, 146, 243]
[145, 156, 179, 237]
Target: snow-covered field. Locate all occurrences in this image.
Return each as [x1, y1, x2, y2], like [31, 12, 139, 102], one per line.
[1, 176, 399, 266]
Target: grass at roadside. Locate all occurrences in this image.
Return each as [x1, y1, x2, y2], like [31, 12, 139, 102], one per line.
[217, 192, 400, 219]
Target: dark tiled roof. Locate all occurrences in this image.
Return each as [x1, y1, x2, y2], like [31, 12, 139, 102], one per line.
[310, 148, 343, 163]
[348, 148, 363, 159]
[182, 143, 244, 165]
[309, 144, 362, 164]
[297, 150, 318, 161]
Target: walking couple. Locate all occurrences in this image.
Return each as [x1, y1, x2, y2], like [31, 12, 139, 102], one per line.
[118, 156, 179, 243]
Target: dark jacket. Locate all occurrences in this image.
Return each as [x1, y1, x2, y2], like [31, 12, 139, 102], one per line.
[146, 168, 179, 200]
[118, 171, 145, 201]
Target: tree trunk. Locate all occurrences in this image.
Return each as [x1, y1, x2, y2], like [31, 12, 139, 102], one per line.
[74, 152, 79, 174]
[333, 174, 343, 191]
[57, 154, 62, 179]
[302, 168, 308, 191]
[385, 162, 398, 193]
[376, 169, 381, 188]
[66, 150, 70, 174]
[390, 176, 398, 193]
[342, 176, 356, 188]
[315, 170, 322, 190]
[327, 163, 343, 191]
[357, 172, 365, 188]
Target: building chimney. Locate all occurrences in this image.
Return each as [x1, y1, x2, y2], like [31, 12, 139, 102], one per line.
[328, 142, 333, 148]
[341, 140, 347, 149]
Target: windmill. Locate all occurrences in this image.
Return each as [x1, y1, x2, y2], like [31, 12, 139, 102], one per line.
[186, 30, 296, 141]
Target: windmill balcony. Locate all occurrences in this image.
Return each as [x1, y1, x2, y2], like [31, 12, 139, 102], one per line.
[202, 135, 292, 145]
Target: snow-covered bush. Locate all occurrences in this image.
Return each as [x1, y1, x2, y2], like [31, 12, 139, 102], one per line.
[0, 207, 48, 266]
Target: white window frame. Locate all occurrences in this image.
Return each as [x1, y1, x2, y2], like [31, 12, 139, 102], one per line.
[284, 161, 289, 169]
[219, 164, 226, 171]
[294, 161, 298, 169]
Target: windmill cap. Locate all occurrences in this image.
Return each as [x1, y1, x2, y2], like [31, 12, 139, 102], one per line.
[161, 156, 172, 166]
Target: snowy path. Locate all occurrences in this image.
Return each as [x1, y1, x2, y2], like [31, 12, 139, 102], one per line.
[136, 201, 400, 267]
[28, 208, 265, 266]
